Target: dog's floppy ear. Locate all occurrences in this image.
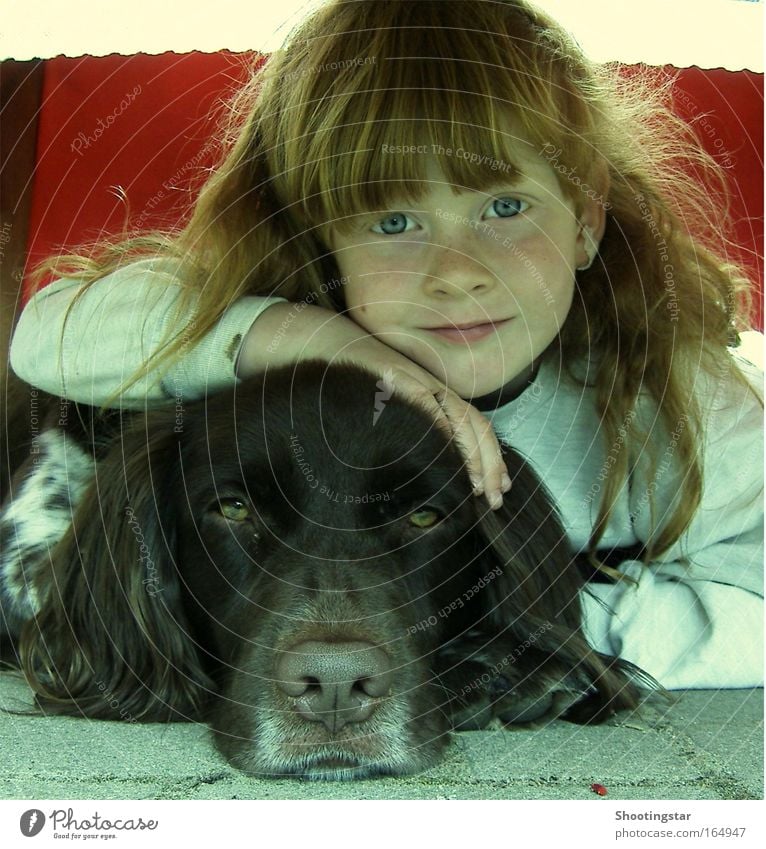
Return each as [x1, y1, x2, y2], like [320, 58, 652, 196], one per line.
[20, 413, 213, 722]
[471, 447, 641, 721]
[476, 449, 581, 631]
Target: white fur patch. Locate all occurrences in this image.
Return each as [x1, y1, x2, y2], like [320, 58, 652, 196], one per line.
[0, 429, 95, 633]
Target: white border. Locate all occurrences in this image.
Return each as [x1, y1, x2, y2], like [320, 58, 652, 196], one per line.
[0, 0, 762, 71]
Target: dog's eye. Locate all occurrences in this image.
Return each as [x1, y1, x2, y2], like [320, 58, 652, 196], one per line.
[218, 499, 251, 522]
[409, 508, 441, 529]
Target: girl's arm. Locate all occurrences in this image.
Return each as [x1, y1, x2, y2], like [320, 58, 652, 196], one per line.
[10, 258, 286, 408]
[582, 354, 763, 689]
[11, 260, 510, 505]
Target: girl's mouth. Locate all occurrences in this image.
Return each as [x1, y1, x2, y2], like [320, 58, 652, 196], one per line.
[423, 318, 512, 344]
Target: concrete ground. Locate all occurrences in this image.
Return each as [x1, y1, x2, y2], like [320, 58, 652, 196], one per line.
[0, 671, 761, 800]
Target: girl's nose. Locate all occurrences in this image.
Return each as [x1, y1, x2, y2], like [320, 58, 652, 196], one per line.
[421, 240, 496, 298]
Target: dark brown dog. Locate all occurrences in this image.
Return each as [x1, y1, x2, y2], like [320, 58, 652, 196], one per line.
[1, 362, 645, 779]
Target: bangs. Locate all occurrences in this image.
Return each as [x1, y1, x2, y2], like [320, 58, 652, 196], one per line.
[306, 89, 532, 233]
[264, 0, 592, 233]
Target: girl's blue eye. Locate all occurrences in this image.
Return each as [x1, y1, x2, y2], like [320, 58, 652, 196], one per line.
[372, 213, 412, 235]
[487, 197, 527, 218]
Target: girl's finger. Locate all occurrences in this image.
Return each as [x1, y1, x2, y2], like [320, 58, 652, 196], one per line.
[433, 388, 510, 510]
[379, 371, 486, 493]
[467, 405, 511, 509]
[351, 357, 510, 508]
[431, 387, 485, 494]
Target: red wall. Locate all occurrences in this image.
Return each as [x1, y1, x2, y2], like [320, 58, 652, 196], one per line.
[24, 51, 260, 281]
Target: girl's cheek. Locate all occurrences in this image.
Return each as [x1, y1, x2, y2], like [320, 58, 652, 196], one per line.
[503, 229, 559, 260]
[344, 300, 393, 338]
[336, 243, 404, 283]
[343, 275, 388, 316]
[510, 231, 578, 283]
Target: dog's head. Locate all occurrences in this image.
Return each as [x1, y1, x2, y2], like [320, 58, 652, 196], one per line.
[21, 362, 641, 779]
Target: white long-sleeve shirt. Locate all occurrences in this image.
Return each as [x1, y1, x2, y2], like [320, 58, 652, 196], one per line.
[11, 258, 287, 408]
[10, 262, 764, 689]
[486, 355, 763, 690]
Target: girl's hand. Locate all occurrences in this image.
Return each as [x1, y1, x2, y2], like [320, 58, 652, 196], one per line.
[238, 303, 511, 509]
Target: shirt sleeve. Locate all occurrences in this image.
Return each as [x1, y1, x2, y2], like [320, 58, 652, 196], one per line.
[581, 350, 764, 689]
[9, 258, 287, 408]
[581, 560, 763, 689]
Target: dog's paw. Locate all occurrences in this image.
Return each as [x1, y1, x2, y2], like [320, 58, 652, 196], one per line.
[484, 667, 590, 725]
[435, 632, 592, 730]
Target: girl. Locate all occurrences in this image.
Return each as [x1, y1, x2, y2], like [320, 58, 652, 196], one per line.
[10, 0, 763, 690]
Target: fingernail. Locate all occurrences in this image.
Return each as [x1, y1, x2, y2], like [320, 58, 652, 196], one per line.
[501, 473, 512, 492]
[471, 475, 484, 494]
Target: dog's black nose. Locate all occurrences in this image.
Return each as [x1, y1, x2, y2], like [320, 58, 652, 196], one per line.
[275, 641, 393, 733]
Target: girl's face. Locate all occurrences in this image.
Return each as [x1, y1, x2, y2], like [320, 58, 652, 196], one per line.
[328, 145, 597, 401]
